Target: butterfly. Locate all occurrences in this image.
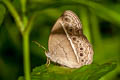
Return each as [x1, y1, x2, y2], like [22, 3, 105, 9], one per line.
[34, 10, 94, 68]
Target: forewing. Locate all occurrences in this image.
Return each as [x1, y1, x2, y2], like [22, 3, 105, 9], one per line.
[48, 18, 79, 68]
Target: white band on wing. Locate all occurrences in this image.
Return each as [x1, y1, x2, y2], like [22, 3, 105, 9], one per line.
[59, 21, 79, 63]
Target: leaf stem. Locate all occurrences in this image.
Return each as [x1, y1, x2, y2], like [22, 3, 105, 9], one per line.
[21, 0, 31, 80]
[23, 33, 31, 80]
[21, 0, 27, 14]
[80, 7, 91, 42]
[3, 1, 31, 80]
[21, 0, 28, 29]
[90, 9, 102, 47]
[2, 0, 24, 33]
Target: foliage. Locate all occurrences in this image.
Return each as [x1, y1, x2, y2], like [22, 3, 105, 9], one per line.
[0, 4, 6, 26]
[0, 0, 120, 80]
[18, 61, 116, 80]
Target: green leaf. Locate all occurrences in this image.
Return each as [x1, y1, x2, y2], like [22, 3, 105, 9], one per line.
[29, 61, 116, 80]
[71, 62, 116, 80]
[18, 76, 24, 80]
[31, 64, 73, 80]
[0, 4, 6, 26]
[28, 0, 120, 25]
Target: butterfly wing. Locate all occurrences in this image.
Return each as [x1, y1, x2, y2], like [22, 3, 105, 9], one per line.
[60, 10, 94, 66]
[70, 35, 94, 65]
[47, 10, 94, 68]
[47, 18, 80, 68]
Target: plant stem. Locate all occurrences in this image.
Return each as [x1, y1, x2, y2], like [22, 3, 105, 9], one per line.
[80, 7, 91, 42]
[23, 33, 31, 80]
[21, 0, 27, 13]
[3, 0, 31, 80]
[2, 0, 24, 33]
[21, 0, 31, 80]
[21, 0, 28, 28]
[90, 9, 102, 47]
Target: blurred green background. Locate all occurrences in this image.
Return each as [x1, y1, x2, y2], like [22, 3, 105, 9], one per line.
[0, 0, 120, 80]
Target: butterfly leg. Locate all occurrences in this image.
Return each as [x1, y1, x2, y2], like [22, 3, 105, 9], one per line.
[46, 58, 50, 67]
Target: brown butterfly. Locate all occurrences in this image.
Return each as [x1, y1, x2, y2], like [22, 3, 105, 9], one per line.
[43, 10, 94, 68]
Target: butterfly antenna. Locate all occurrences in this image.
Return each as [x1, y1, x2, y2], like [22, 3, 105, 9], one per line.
[32, 41, 47, 51]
